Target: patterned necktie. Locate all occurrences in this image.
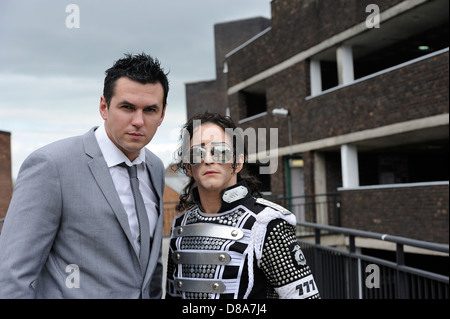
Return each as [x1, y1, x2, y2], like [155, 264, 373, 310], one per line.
[123, 164, 150, 273]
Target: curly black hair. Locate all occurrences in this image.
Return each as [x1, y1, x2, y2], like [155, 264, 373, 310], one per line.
[174, 111, 262, 212]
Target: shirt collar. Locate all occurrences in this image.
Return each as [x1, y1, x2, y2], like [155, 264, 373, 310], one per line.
[95, 123, 146, 168]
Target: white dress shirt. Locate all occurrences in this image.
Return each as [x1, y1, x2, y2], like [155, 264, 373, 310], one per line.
[95, 124, 159, 253]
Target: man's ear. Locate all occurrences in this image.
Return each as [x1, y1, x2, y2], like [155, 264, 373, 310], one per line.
[99, 95, 108, 120]
[234, 154, 245, 175]
[158, 104, 167, 126]
[185, 163, 193, 177]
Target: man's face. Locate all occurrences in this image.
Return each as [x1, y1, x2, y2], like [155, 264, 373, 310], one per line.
[187, 123, 243, 195]
[99, 77, 166, 161]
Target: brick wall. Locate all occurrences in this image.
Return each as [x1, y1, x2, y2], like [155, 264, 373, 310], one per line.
[340, 185, 449, 244]
[230, 52, 449, 149]
[300, 53, 449, 142]
[230, 52, 448, 199]
[227, 0, 404, 85]
[0, 131, 13, 232]
[186, 80, 221, 119]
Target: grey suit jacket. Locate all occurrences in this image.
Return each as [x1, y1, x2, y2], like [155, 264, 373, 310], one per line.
[0, 127, 165, 298]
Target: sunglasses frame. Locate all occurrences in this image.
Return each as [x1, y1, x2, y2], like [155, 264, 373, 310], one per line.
[187, 142, 234, 166]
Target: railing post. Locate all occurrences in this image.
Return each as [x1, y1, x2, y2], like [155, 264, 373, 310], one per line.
[348, 235, 359, 298]
[396, 243, 408, 298]
[314, 228, 321, 245]
[313, 228, 324, 297]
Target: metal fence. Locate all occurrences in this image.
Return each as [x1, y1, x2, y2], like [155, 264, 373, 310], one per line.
[296, 221, 449, 299]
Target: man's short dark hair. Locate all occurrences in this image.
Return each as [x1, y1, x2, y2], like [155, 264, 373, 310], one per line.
[103, 53, 169, 108]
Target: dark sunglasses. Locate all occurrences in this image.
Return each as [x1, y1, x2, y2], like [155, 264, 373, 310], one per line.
[188, 142, 234, 166]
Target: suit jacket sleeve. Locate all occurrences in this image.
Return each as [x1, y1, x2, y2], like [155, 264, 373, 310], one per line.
[0, 148, 62, 298]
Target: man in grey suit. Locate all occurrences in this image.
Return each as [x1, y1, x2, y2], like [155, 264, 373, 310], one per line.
[0, 53, 169, 298]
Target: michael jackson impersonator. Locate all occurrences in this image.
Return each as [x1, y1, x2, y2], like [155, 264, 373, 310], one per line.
[165, 112, 320, 299]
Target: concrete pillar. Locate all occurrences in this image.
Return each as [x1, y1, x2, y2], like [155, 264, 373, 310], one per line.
[341, 144, 359, 188]
[337, 45, 354, 85]
[310, 59, 322, 95]
[314, 152, 328, 224]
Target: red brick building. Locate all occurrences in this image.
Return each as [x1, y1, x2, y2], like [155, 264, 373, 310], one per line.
[162, 165, 189, 236]
[185, 0, 449, 244]
[0, 130, 13, 233]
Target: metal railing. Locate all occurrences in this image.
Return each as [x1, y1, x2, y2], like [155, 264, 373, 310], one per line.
[296, 221, 449, 299]
[265, 193, 341, 226]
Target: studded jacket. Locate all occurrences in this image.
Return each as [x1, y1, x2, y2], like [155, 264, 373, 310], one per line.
[165, 181, 320, 299]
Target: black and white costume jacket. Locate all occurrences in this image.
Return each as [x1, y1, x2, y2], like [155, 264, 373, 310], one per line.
[165, 181, 320, 299]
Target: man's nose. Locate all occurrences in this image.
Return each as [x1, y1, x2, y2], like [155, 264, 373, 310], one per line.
[132, 110, 144, 127]
[203, 149, 215, 164]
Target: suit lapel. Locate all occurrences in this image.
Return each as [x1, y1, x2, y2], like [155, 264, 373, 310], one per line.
[83, 128, 137, 255]
[144, 158, 163, 206]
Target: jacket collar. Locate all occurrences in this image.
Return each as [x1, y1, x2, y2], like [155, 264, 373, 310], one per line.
[192, 180, 253, 214]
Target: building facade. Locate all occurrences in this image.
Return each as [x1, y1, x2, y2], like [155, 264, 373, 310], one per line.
[186, 17, 271, 119]
[185, 0, 449, 244]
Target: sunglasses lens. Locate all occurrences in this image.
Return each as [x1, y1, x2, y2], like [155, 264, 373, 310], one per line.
[212, 145, 233, 163]
[190, 147, 205, 166]
[188, 144, 233, 165]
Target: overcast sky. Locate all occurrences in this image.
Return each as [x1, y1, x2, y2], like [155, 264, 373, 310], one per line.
[0, 0, 271, 180]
